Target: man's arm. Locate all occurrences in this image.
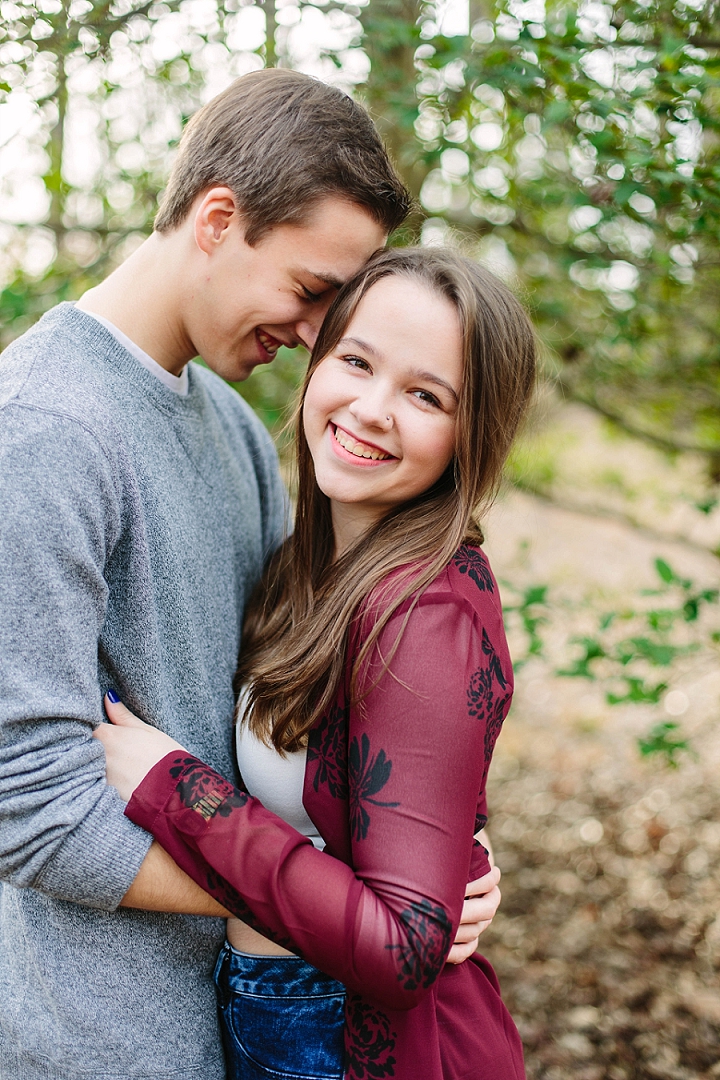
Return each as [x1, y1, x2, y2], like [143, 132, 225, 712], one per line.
[0, 409, 151, 910]
[120, 841, 231, 916]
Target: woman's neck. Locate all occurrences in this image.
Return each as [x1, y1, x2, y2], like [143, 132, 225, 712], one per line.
[330, 501, 384, 560]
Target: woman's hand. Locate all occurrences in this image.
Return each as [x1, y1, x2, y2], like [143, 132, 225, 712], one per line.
[92, 693, 185, 801]
[446, 863, 502, 965]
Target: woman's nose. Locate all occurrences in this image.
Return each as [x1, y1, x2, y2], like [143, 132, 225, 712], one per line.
[349, 392, 393, 431]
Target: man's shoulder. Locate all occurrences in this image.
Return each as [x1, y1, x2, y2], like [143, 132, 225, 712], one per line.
[1, 303, 118, 426]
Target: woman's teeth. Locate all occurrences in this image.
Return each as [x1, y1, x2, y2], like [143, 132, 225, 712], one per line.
[333, 426, 391, 461]
[257, 331, 280, 355]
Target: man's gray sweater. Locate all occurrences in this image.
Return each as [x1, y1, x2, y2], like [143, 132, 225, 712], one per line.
[0, 304, 287, 1079]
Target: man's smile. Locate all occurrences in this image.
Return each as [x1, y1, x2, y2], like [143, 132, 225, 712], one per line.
[256, 329, 285, 359]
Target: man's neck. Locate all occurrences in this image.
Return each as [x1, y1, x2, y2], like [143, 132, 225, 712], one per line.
[76, 232, 195, 376]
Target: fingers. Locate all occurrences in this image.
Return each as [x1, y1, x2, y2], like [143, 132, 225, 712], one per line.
[461, 885, 502, 925]
[464, 864, 501, 897]
[447, 938, 480, 965]
[104, 693, 148, 728]
[91, 722, 110, 745]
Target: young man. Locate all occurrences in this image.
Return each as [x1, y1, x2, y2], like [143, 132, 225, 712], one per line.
[0, 69, 499, 1079]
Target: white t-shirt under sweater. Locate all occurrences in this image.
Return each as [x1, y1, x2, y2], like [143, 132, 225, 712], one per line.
[82, 310, 189, 395]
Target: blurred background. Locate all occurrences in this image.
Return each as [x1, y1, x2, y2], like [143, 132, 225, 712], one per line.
[1, 0, 719, 1074]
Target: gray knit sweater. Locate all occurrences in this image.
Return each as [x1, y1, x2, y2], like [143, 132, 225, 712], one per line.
[0, 304, 287, 1079]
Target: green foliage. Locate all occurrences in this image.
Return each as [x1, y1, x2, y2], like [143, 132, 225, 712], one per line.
[637, 720, 692, 768]
[1, 0, 717, 771]
[0, 0, 267, 346]
[650, 556, 719, 621]
[503, 555, 718, 765]
[555, 557, 711, 696]
[229, 346, 306, 441]
[556, 635, 607, 678]
[2, 0, 719, 472]
[501, 580, 550, 667]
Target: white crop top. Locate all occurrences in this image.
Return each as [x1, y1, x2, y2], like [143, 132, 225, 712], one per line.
[235, 720, 324, 851]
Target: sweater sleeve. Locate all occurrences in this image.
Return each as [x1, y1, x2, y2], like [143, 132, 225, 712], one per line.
[125, 591, 510, 1011]
[0, 406, 153, 908]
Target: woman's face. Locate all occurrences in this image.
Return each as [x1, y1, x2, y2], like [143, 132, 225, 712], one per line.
[303, 275, 463, 545]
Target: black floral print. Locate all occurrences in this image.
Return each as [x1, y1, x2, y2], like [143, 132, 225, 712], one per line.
[467, 667, 493, 722]
[452, 545, 494, 593]
[168, 755, 248, 820]
[467, 631, 512, 765]
[307, 703, 348, 799]
[345, 994, 397, 1079]
[482, 627, 508, 690]
[385, 899, 452, 992]
[349, 733, 399, 842]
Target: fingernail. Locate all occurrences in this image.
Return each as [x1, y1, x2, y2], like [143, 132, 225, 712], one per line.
[107, 689, 120, 703]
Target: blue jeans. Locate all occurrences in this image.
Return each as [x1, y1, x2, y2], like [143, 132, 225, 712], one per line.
[214, 942, 346, 1080]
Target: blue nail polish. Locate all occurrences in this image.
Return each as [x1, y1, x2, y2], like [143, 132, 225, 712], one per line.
[107, 689, 120, 703]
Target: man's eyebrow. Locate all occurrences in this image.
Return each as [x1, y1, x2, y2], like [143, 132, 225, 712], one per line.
[305, 271, 345, 290]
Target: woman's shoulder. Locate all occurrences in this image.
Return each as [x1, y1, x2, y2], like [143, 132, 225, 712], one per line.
[432, 543, 499, 600]
[360, 543, 502, 632]
[415, 544, 502, 623]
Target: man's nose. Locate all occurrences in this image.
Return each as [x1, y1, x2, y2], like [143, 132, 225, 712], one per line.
[295, 298, 335, 351]
[295, 320, 318, 351]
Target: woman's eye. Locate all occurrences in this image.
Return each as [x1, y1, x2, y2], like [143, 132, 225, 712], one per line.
[414, 389, 441, 408]
[343, 355, 371, 372]
[302, 286, 323, 302]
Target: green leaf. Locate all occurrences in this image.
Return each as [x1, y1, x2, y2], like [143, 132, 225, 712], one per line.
[606, 677, 668, 705]
[637, 721, 691, 768]
[655, 558, 675, 584]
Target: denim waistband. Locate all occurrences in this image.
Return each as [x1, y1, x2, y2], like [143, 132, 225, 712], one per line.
[217, 942, 346, 1000]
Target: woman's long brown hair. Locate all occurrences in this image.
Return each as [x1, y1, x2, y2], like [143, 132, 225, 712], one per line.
[235, 247, 536, 752]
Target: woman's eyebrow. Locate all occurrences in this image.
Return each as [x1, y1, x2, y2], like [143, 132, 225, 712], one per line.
[409, 369, 459, 403]
[338, 336, 380, 357]
[338, 339, 459, 402]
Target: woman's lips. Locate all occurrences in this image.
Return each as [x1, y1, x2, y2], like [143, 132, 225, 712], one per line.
[330, 424, 395, 465]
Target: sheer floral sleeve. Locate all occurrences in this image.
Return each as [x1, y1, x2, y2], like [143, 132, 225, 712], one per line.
[124, 556, 512, 1014]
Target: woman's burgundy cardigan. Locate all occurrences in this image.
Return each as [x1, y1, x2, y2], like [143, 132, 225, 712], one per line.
[125, 545, 526, 1080]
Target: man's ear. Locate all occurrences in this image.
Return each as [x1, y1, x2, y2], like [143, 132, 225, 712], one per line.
[194, 187, 243, 255]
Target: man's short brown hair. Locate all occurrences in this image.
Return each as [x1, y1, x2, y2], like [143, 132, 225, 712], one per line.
[154, 69, 411, 243]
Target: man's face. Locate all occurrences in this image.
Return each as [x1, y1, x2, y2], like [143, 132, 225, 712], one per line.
[188, 195, 386, 382]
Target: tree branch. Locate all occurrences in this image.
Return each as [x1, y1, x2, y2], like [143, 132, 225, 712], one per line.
[558, 380, 720, 465]
[510, 484, 720, 564]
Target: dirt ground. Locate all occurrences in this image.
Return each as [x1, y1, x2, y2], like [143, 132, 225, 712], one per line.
[480, 451, 720, 1080]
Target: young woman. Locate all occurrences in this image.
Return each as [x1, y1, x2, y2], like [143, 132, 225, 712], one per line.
[95, 247, 536, 1080]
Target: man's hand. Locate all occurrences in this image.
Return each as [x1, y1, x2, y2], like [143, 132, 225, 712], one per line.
[447, 863, 502, 965]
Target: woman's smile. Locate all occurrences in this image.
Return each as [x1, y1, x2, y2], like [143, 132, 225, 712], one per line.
[330, 423, 396, 464]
